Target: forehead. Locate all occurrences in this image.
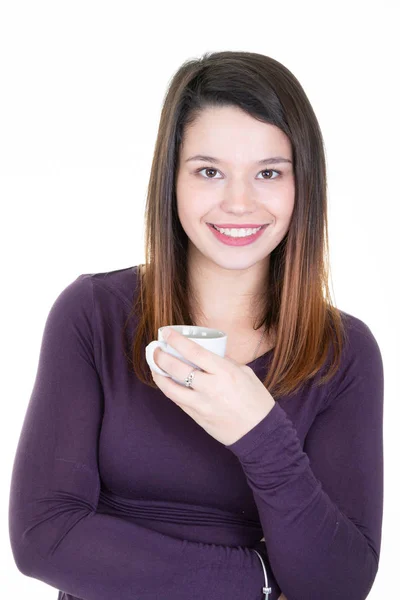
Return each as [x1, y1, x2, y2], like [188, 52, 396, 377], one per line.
[181, 106, 291, 160]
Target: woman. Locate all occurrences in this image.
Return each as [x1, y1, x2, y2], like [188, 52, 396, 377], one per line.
[9, 51, 384, 600]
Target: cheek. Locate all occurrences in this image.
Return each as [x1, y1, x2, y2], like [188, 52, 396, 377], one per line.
[266, 190, 295, 239]
[268, 184, 295, 218]
[176, 201, 201, 245]
[177, 200, 194, 233]
[177, 188, 213, 228]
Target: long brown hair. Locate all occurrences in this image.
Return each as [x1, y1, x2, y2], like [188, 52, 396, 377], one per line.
[122, 50, 348, 400]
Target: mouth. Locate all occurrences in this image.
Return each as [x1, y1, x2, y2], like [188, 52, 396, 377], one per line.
[206, 222, 269, 246]
[207, 223, 268, 230]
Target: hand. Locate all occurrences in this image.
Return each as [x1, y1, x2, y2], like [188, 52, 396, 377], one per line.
[150, 327, 276, 446]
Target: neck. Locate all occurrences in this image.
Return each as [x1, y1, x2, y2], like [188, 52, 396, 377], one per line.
[186, 249, 269, 330]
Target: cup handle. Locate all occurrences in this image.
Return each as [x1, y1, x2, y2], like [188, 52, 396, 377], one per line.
[145, 340, 171, 377]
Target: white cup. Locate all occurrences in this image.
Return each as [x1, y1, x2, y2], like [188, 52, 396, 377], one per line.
[145, 325, 227, 385]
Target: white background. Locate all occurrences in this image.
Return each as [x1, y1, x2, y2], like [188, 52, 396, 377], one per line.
[1, 1, 398, 598]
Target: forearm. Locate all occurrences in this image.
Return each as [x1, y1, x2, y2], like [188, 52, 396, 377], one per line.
[227, 399, 381, 599]
[11, 501, 273, 599]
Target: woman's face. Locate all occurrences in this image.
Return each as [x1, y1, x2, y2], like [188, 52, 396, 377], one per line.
[175, 105, 296, 272]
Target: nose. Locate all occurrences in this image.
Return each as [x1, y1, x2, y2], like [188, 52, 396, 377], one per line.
[219, 184, 258, 216]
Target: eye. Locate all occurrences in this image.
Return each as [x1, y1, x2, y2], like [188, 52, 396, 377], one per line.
[195, 167, 281, 180]
[257, 169, 281, 180]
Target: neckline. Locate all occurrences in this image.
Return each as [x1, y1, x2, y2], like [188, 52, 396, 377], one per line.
[245, 345, 275, 367]
[134, 266, 275, 368]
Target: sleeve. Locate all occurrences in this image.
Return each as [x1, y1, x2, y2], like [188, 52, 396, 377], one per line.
[8, 275, 268, 600]
[225, 318, 384, 600]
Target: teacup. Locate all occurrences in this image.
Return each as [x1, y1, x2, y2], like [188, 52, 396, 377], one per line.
[145, 325, 227, 385]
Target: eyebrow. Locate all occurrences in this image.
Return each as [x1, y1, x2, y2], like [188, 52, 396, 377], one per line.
[185, 154, 293, 166]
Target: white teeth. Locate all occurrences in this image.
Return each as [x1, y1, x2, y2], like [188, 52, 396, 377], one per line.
[213, 225, 262, 237]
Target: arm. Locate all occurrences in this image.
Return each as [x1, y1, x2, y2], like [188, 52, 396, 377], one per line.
[8, 275, 269, 600]
[225, 318, 384, 600]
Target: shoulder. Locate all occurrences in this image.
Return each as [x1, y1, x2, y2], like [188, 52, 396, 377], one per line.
[48, 265, 141, 322]
[322, 309, 384, 408]
[73, 265, 141, 310]
[337, 309, 383, 364]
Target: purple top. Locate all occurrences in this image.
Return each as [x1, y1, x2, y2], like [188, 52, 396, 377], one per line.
[9, 266, 384, 600]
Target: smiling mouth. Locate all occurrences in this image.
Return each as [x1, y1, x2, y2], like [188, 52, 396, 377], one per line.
[206, 222, 270, 246]
[208, 223, 268, 229]
[208, 224, 268, 232]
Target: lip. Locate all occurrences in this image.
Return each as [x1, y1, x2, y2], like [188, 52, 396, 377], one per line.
[207, 223, 268, 228]
[207, 222, 269, 246]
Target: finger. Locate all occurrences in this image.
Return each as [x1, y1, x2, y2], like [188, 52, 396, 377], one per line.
[151, 365, 204, 412]
[154, 347, 208, 391]
[160, 328, 224, 375]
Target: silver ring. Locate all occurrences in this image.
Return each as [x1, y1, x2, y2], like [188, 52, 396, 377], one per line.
[184, 369, 197, 388]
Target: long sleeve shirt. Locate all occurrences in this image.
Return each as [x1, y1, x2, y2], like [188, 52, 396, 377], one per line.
[8, 265, 384, 600]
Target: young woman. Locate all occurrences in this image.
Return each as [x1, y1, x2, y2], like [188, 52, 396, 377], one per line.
[9, 51, 384, 600]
